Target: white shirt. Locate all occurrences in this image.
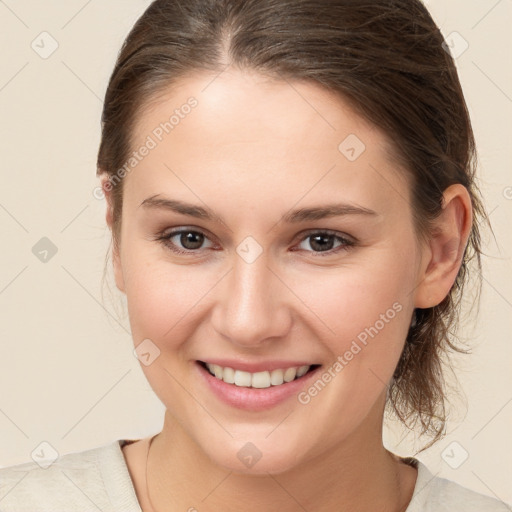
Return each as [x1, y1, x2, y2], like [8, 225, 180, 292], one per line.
[0, 440, 509, 511]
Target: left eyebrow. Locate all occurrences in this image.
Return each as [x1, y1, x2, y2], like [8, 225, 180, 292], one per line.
[281, 203, 378, 223]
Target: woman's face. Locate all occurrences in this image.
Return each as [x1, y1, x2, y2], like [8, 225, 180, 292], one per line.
[111, 69, 428, 473]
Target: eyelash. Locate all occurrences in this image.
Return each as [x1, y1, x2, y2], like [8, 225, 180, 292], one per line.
[156, 228, 356, 257]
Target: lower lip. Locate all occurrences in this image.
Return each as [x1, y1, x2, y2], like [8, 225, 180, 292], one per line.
[195, 361, 322, 411]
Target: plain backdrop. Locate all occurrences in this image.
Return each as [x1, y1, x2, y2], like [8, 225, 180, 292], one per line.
[0, 0, 511, 504]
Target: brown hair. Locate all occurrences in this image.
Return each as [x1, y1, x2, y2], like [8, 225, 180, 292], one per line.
[97, 0, 486, 449]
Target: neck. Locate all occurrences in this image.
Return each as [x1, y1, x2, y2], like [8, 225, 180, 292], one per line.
[146, 408, 415, 512]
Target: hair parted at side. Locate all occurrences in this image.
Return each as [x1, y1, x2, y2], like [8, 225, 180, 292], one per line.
[97, 0, 487, 449]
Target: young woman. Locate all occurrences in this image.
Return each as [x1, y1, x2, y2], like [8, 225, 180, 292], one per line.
[0, 1, 509, 510]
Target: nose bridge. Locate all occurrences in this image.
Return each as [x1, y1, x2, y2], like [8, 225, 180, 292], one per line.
[212, 247, 290, 346]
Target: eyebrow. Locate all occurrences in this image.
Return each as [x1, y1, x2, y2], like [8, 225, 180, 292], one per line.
[139, 195, 377, 224]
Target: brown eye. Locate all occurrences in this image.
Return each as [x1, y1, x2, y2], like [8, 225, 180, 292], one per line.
[296, 231, 355, 255]
[177, 231, 204, 250]
[159, 229, 214, 254]
[307, 233, 336, 252]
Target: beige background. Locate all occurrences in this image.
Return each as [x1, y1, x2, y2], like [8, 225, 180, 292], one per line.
[0, 0, 511, 504]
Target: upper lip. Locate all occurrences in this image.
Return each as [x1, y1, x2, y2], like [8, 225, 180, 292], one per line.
[198, 359, 320, 373]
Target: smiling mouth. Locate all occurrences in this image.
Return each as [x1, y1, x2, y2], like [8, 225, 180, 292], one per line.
[197, 361, 322, 388]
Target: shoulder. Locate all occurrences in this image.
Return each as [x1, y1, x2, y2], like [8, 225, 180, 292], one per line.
[406, 458, 511, 512]
[0, 440, 140, 512]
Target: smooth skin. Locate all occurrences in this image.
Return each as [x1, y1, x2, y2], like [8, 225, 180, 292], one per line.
[101, 68, 472, 511]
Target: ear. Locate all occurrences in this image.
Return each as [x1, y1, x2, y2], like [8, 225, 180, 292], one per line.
[99, 173, 126, 294]
[414, 184, 473, 308]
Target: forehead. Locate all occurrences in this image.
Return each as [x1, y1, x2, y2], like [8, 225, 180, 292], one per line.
[126, 69, 409, 215]
[133, 68, 390, 155]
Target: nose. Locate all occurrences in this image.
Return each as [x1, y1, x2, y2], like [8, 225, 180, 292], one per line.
[210, 250, 292, 348]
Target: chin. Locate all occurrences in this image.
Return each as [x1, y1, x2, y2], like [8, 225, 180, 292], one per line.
[201, 435, 310, 476]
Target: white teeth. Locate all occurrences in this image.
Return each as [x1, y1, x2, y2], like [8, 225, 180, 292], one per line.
[270, 369, 284, 386]
[222, 366, 235, 384]
[234, 370, 252, 387]
[205, 363, 312, 388]
[251, 371, 271, 388]
[283, 367, 297, 382]
[212, 364, 223, 379]
[296, 365, 309, 377]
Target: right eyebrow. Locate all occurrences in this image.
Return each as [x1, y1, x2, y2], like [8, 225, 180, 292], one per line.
[139, 195, 226, 224]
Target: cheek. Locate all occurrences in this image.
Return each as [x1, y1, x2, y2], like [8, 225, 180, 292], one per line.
[120, 247, 217, 344]
[287, 256, 416, 437]
[289, 246, 417, 369]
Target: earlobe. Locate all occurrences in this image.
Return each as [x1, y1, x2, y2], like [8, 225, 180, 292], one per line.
[414, 184, 473, 309]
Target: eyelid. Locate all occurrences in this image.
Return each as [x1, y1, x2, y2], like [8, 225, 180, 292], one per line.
[294, 228, 356, 244]
[159, 226, 217, 252]
[161, 225, 212, 238]
[291, 228, 356, 257]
